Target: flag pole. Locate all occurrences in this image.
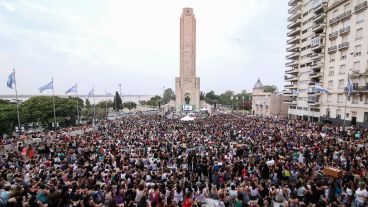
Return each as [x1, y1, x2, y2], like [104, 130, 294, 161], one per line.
[13, 68, 21, 137]
[105, 90, 108, 119]
[76, 82, 79, 124]
[52, 77, 57, 129]
[93, 87, 96, 122]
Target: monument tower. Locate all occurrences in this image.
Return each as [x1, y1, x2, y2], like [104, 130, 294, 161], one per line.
[175, 8, 200, 111]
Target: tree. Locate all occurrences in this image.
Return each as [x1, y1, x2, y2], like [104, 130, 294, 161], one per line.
[263, 85, 278, 93]
[139, 100, 147, 106]
[147, 95, 162, 107]
[85, 99, 91, 109]
[204, 91, 219, 105]
[21, 96, 81, 129]
[113, 92, 123, 111]
[122, 101, 137, 110]
[162, 88, 175, 104]
[0, 100, 18, 136]
[218, 90, 234, 106]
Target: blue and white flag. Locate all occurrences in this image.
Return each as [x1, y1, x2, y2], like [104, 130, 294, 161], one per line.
[292, 89, 299, 95]
[39, 80, 53, 93]
[65, 84, 77, 94]
[87, 88, 94, 98]
[315, 85, 330, 94]
[346, 74, 353, 97]
[7, 71, 15, 89]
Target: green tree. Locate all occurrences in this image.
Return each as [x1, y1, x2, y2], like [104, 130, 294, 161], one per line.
[113, 92, 123, 111]
[263, 85, 278, 93]
[85, 99, 91, 109]
[218, 90, 234, 106]
[139, 100, 147, 106]
[162, 88, 175, 104]
[0, 100, 18, 136]
[204, 91, 219, 105]
[122, 101, 137, 110]
[147, 95, 162, 107]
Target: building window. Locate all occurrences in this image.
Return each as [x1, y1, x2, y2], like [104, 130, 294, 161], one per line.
[339, 64, 346, 75]
[338, 94, 344, 103]
[336, 109, 342, 119]
[356, 28, 363, 40]
[329, 67, 334, 76]
[353, 83, 359, 90]
[328, 80, 333, 90]
[340, 50, 347, 60]
[342, 35, 348, 43]
[352, 95, 359, 104]
[354, 45, 362, 56]
[353, 61, 361, 72]
[357, 12, 364, 24]
[344, 3, 351, 11]
[364, 112, 368, 122]
[330, 53, 335, 62]
[327, 94, 332, 103]
[338, 79, 345, 89]
[365, 95, 368, 104]
[346, 113, 349, 118]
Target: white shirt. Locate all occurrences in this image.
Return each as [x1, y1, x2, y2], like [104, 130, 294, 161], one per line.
[355, 188, 368, 203]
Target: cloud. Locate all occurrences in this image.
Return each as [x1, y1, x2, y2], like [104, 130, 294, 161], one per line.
[0, 0, 288, 95]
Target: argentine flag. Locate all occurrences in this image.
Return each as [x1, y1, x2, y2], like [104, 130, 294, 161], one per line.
[346, 74, 353, 97]
[39, 80, 53, 93]
[87, 88, 94, 98]
[7, 71, 15, 89]
[315, 85, 330, 94]
[65, 84, 77, 94]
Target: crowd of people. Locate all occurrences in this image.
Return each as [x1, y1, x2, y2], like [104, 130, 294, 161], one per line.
[0, 113, 367, 207]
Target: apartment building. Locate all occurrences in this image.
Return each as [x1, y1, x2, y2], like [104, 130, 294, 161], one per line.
[252, 79, 289, 118]
[321, 0, 368, 127]
[284, 0, 327, 121]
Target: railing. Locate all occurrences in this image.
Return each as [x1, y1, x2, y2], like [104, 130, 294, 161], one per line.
[313, 0, 327, 10]
[329, 10, 352, 25]
[328, 45, 338, 53]
[311, 36, 321, 47]
[339, 26, 350, 35]
[338, 42, 349, 50]
[340, 10, 352, 20]
[329, 31, 338, 39]
[355, 1, 368, 13]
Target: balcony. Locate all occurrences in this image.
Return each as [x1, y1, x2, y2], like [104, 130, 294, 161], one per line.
[313, 0, 328, 13]
[311, 36, 323, 48]
[339, 26, 350, 36]
[329, 31, 338, 39]
[287, 36, 300, 44]
[288, 12, 302, 22]
[312, 23, 325, 33]
[310, 53, 324, 61]
[355, 1, 368, 13]
[310, 61, 323, 70]
[309, 72, 322, 78]
[329, 16, 339, 25]
[285, 60, 299, 67]
[340, 10, 352, 21]
[308, 96, 321, 105]
[289, 2, 302, 14]
[308, 81, 321, 86]
[285, 84, 298, 89]
[288, 0, 301, 6]
[328, 45, 338, 53]
[288, 19, 302, 29]
[352, 86, 368, 93]
[338, 42, 349, 50]
[286, 44, 300, 52]
[287, 27, 301, 37]
[286, 52, 300, 59]
[285, 68, 299, 74]
[313, 13, 327, 24]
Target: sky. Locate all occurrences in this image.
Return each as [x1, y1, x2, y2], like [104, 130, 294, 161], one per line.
[0, 0, 288, 96]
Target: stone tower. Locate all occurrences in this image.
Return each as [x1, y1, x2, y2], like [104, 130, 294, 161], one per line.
[175, 8, 200, 111]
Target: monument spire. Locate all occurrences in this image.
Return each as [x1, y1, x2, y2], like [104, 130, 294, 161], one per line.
[175, 8, 200, 111]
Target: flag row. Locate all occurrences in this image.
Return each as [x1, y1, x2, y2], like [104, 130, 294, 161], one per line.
[6, 69, 98, 98]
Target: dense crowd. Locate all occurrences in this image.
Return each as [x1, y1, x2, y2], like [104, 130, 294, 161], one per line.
[0, 114, 368, 207]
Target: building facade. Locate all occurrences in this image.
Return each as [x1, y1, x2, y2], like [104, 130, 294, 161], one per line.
[175, 8, 201, 111]
[252, 79, 289, 118]
[284, 0, 327, 121]
[321, 0, 368, 127]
